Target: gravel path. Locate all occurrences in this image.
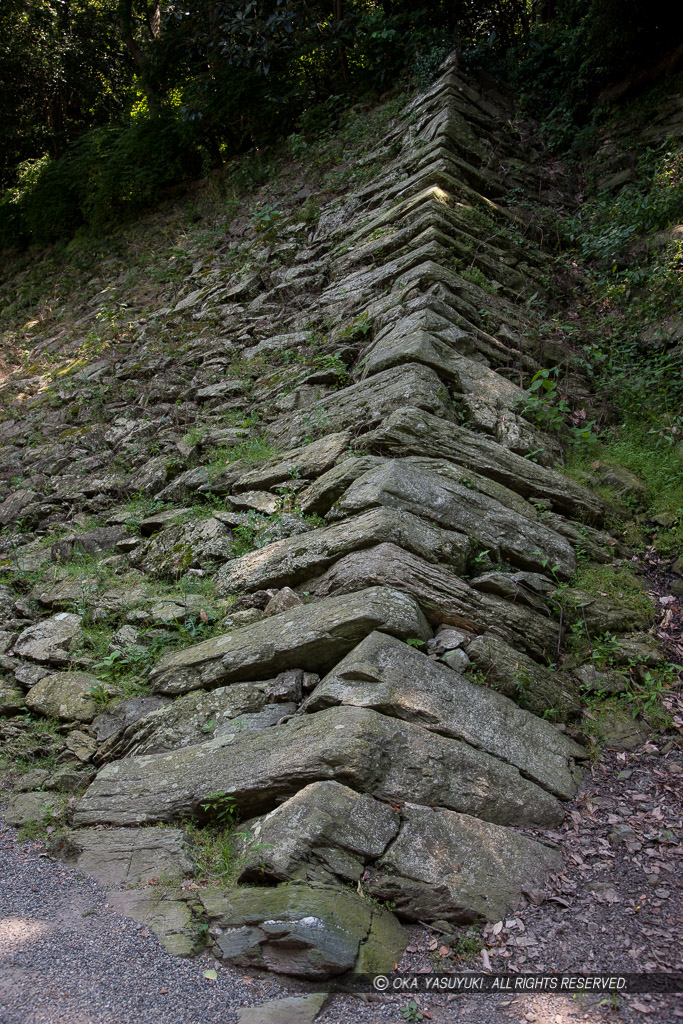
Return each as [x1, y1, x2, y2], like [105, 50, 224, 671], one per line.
[3, 748, 682, 1024]
[0, 821, 284, 1024]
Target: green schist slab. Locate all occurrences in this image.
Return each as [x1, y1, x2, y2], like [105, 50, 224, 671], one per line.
[329, 458, 576, 580]
[200, 883, 407, 977]
[72, 705, 563, 828]
[362, 406, 603, 524]
[305, 631, 586, 799]
[148, 586, 431, 696]
[305, 542, 559, 662]
[237, 994, 328, 1024]
[268, 362, 454, 446]
[215, 506, 470, 595]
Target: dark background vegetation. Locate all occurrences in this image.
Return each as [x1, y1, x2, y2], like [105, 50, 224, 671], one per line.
[1, 0, 681, 246]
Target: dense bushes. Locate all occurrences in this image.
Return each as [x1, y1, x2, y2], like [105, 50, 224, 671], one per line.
[0, 114, 204, 246]
[2, 0, 681, 247]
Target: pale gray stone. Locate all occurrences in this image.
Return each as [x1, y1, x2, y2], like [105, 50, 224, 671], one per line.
[97, 677, 299, 762]
[215, 508, 470, 595]
[237, 994, 328, 1024]
[5, 790, 64, 827]
[365, 804, 562, 922]
[232, 432, 352, 492]
[130, 517, 235, 578]
[362, 407, 603, 523]
[73, 705, 563, 828]
[304, 632, 585, 798]
[25, 671, 118, 723]
[58, 827, 196, 887]
[305, 543, 558, 660]
[329, 459, 575, 580]
[237, 781, 400, 885]
[268, 363, 454, 447]
[148, 587, 431, 696]
[12, 612, 82, 665]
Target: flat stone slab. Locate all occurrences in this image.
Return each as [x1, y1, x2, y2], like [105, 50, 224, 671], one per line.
[97, 676, 301, 761]
[237, 994, 328, 1024]
[232, 432, 352, 492]
[365, 803, 562, 923]
[73, 705, 563, 828]
[11, 612, 82, 665]
[466, 633, 581, 720]
[215, 507, 470, 595]
[201, 882, 407, 977]
[268, 363, 454, 446]
[58, 827, 197, 887]
[25, 671, 117, 723]
[148, 587, 431, 696]
[306, 543, 559, 661]
[360, 325, 526, 415]
[5, 791, 64, 827]
[362, 407, 603, 524]
[329, 459, 575, 580]
[304, 631, 586, 798]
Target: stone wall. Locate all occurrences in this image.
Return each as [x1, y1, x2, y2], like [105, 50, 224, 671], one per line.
[1, 58, 650, 978]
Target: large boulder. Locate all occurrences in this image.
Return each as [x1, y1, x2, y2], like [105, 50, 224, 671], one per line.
[148, 587, 431, 696]
[237, 781, 400, 885]
[130, 517, 236, 578]
[305, 543, 558, 660]
[466, 633, 581, 720]
[303, 632, 585, 798]
[268, 363, 454, 447]
[215, 507, 470, 595]
[232, 431, 352, 492]
[200, 882, 407, 977]
[237, 783, 562, 923]
[329, 458, 575, 580]
[11, 613, 82, 665]
[362, 407, 603, 523]
[5, 790, 64, 827]
[364, 803, 562, 922]
[25, 671, 118, 723]
[72, 705, 563, 828]
[96, 674, 302, 762]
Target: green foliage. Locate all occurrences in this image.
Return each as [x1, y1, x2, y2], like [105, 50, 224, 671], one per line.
[572, 564, 655, 628]
[400, 1001, 424, 1023]
[200, 791, 239, 829]
[0, 113, 203, 244]
[249, 203, 282, 241]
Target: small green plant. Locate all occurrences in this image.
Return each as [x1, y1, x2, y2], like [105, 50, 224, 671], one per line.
[200, 791, 239, 829]
[88, 682, 113, 708]
[338, 311, 372, 341]
[405, 638, 426, 649]
[249, 203, 282, 240]
[452, 927, 484, 960]
[519, 366, 570, 432]
[400, 1000, 424, 1023]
